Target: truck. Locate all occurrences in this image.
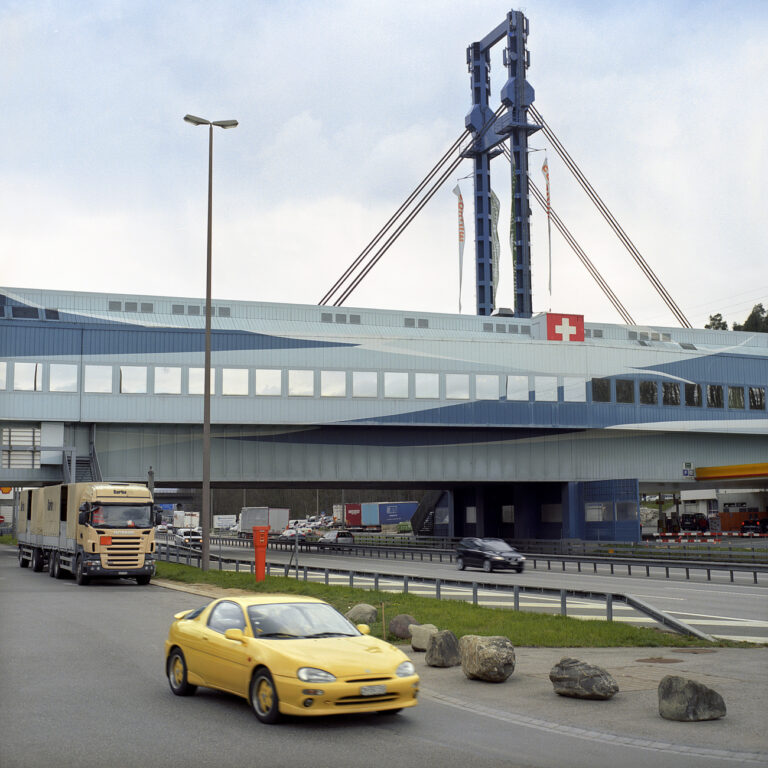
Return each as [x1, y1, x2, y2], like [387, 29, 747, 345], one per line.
[342, 501, 418, 531]
[236, 506, 291, 537]
[17, 482, 158, 585]
[172, 510, 200, 531]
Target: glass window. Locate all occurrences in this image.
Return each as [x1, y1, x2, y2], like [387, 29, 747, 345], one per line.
[616, 502, 638, 520]
[465, 506, 477, 524]
[352, 371, 377, 397]
[255, 369, 281, 396]
[534, 376, 557, 402]
[154, 367, 181, 395]
[616, 379, 634, 404]
[663, 382, 680, 406]
[414, 373, 439, 399]
[120, 366, 147, 394]
[189, 368, 215, 395]
[728, 386, 745, 409]
[685, 383, 702, 407]
[384, 371, 408, 398]
[506, 375, 528, 401]
[749, 386, 766, 410]
[14, 362, 42, 391]
[475, 374, 498, 400]
[84, 365, 112, 393]
[585, 502, 613, 522]
[321, 370, 346, 397]
[591, 378, 611, 403]
[288, 370, 314, 397]
[50, 363, 78, 392]
[707, 384, 724, 408]
[445, 374, 469, 400]
[502, 505, 514, 523]
[563, 377, 586, 402]
[207, 601, 246, 634]
[0, 361, 6, 389]
[222, 369, 248, 396]
[639, 380, 658, 405]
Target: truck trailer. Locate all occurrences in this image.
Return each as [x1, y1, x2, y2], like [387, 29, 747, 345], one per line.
[236, 506, 290, 537]
[17, 482, 158, 585]
[172, 510, 200, 531]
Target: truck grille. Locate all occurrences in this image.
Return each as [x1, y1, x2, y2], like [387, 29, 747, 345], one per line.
[102, 536, 144, 568]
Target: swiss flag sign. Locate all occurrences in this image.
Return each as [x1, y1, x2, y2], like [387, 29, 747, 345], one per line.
[546, 313, 585, 342]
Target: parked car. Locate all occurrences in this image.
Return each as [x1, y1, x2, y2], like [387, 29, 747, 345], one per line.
[317, 530, 355, 551]
[276, 528, 308, 544]
[165, 595, 419, 722]
[174, 528, 202, 549]
[455, 537, 526, 573]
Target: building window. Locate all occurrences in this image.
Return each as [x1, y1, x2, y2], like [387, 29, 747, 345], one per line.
[506, 375, 528, 401]
[189, 368, 215, 395]
[222, 369, 249, 395]
[663, 382, 680, 406]
[414, 373, 439, 399]
[124, 302, 137, 312]
[707, 384, 724, 408]
[502, 505, 514, 523]
[0, 362, 6, 390]
[321, 370, 346, 397]
[445, 374, 470, 400]
[255, 369, 281, 396]
[108, 300, 122, 311]
[728, 386, 745, 409]
[120, 366, 147, 394]
[563, 377, 586, 402]
[335, 314, 347, 324]
[172, 304, 185, 315]
[616, 379, 634, 404]
[11, 306, 39, 319]
[534, 376, 557, 402]
[352, 371, 377, 398]
[14, 362, 42, 391]
[483, 323, 493, 332]
[384, 371, 408, 398]
[685, 383, 702, 407]
[591, 378, 611, 403]
[585, 502, 613, 522]
[321, 313, 332, 323]
[417, 319, 429, 329]
[465, 506, 477, 524]
[44, 309, 60, 320]
[749, 386, 766, 410]
[84, 365, 112, 393]
[154, 367, 182, 395]
[475, 374, 499, 400]
[639, 381, 658, 405]
[50, 364, 78, 392]
[288, 370, 314, 397]
[404, 318, 415, 328]
[141, 302, 153, 313]
[616, 502, 638, 520]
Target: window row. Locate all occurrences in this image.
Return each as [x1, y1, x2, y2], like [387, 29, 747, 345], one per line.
[1, 361, 765, 409]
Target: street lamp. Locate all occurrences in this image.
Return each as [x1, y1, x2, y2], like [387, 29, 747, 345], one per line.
[183, 113, 238, 571]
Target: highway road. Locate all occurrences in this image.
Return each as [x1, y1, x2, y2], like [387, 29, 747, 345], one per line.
[2, 545, 765, 768]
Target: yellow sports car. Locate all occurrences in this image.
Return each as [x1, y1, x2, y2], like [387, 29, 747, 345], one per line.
[164, 595, 419, 723]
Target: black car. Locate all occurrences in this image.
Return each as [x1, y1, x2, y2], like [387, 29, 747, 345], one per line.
[317, 530, 355, 551]
[740, 518, 768, 534]
[455, 537, 526, 573]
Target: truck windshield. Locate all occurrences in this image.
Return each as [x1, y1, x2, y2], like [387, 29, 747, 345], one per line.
[91, 504, 153, 529]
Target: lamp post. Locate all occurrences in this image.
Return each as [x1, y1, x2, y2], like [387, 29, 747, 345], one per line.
[183, 113, 238, 571]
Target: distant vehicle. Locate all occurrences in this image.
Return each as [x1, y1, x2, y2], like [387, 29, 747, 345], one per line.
[740, 518, 768, 534]
[173, 510, 200, 530]
[455, 538, 526, 573]
[235, 507, 291, 537]
[175, 528, 202, 549]
[276, 529, 308, 544]
[157, 523, 169, 533]
[317, 530, 354, 551]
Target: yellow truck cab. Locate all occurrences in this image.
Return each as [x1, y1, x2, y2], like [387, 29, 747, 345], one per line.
[17, 482, 158, 585]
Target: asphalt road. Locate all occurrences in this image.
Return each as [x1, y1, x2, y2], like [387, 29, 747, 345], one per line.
[2, 545, 766, 768]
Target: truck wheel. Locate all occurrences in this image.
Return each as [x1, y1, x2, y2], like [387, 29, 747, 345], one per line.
[75, 555, 90, 586]
[18, 548, 29, 568]
[54, 552, 67, 579]
[136, 575, 151, 585]
[167, 649, 196, 696]
[48, 552, 57, 578]
[250, 668, 281, 724]
[31, 548, 43, 572]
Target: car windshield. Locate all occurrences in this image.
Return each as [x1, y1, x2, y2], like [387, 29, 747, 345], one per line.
[247, 602, 360, 639]
[483, 539, 517, 553]
[91, 504, 152, 529]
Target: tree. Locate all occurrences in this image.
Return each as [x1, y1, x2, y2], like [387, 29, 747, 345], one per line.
[705, 313, 728, 330]
[733, 303, 768, 333]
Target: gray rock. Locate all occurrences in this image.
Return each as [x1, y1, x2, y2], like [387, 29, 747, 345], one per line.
[389, 614, 418, 639]
[410, 623, 438, 652]
[549, 657, 619, 700]
[345, 603, 377, 624]
[459, 635, 516, 682]
[658, 675, 726, 721]
[425, 630, 461, 667]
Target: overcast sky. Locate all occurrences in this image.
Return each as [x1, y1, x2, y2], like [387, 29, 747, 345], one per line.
[2, 0, 766, 329]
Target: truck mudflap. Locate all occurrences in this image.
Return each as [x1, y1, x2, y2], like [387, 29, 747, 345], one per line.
[79, 553, 156, 579]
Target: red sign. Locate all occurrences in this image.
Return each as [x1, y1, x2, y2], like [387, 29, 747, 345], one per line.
[0, 515, 5, 524]
[546, 313, 585, 342]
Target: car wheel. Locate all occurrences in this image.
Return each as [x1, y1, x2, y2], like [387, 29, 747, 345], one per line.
[456, 556, 465, 571]
[482, 559, 492, 573]
[516, 564, 524, 573]
[250, 668, 281, 724]
[167, 648, 197, 696]
[136, 575, 151, 585]
[75, 555, 90, 586]
[31, 548, 44, 572]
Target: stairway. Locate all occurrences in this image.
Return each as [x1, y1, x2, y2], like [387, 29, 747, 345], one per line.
[410, 490, 444, 536]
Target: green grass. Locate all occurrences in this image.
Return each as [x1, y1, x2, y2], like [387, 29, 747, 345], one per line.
[0, 534, 15, 546]
[154, 561, 747, 648]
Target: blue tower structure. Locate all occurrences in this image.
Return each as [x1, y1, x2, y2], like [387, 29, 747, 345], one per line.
[465, 10, 539, 317]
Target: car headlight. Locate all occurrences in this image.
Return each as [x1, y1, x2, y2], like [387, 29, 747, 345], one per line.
[492, 555, 505, 561]
[298, 667, 336, 683]
[519, 556, 526, 561]
[396, 661, 416, 678]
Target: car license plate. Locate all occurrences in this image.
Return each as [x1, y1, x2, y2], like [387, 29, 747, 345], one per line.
[360, 684, 386, 696]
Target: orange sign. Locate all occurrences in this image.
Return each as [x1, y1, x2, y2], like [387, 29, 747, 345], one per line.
[0, 487, 11, 494]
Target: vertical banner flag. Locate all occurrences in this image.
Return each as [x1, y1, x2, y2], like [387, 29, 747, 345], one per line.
[542, 155, 552, 296]
[452, 185, 465, 313]
[490, 188, 500, 310]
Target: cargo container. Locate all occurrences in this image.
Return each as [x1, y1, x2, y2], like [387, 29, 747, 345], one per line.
[172, 510, 200, 530]
[361, 502, 379, 527]
[236, 506, 290, 537]
[378, 501, 418, 525]
[343, 503, 362, 528]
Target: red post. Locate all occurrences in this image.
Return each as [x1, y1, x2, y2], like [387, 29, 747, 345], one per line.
[252, 525, 270, 582]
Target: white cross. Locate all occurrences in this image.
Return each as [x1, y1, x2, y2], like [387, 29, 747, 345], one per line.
[555, 318, 577, 341]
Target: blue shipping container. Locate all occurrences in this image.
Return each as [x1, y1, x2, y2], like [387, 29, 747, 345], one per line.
[361, 502, 380, 526]
[378, 502, 418, 525]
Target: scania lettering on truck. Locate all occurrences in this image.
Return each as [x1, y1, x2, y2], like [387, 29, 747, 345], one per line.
[17, 482, 158, 585]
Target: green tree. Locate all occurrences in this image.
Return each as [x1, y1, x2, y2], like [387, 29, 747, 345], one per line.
[733, 303, 768, 332]
[705, 313, 728, 330]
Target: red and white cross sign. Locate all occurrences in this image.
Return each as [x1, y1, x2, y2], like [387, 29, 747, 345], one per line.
[546, 313, 585, 342]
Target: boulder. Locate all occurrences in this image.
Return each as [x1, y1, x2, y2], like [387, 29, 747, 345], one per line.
[425, 630, 461, 667]
[389, 614, 419, 639]
[658, 675, 726, 721]
[549, 657, 619, 700]
[345, 603, 377, 624]
[410, 623, 438, 652]
[459, 635, 516, 682]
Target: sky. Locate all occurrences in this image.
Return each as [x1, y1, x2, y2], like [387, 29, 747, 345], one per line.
[1, 0, 766, 330]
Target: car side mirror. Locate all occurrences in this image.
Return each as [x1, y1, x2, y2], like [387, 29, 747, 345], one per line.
[356, 624, 371, 635]
[224, 628, 246, 643]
